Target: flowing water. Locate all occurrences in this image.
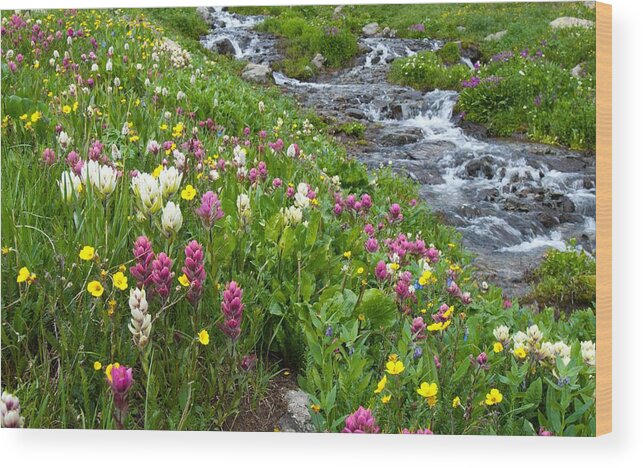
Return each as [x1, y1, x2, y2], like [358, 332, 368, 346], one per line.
[201, 7, 596, 296]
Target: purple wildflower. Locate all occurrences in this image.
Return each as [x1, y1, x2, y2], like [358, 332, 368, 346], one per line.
[195, 191, 224, 229]
[151, 252, 173, 300]
[130, 236, 155, 292]
[342, 406, 380, 434]
[220, 281, 244, 341]
[183, 240, 205, 306]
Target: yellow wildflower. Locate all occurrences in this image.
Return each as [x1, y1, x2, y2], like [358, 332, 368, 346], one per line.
[62, 105, 71, 114]
[310, 404, 321, 413]
[178, 273, 190, 287]
[427, 320, 451, 332]
[93, 361, 102, 371]
[357, 267, 364, 275]
[381, 395, 392, 404]
[493, 342, 504, 353]
[452, 396, 461, 408]
[112, 271, 128, 291]
[417, 382, 438, 399]
[105, 362, 120, 382]
[385, 360, 405, 375]
[16, 267, 31, 283]
[152, 164, 164, 178]
[87, 280, 104, 297]
[389, 262, 400, 271]
[197, 329, 210, 346]
[485, 388, 503, 406]
[514, 347, 527, 359]
[30, 111, 42, 123]
[181, 184, 197, 200]
[374, 375, 387, 394]
[343, 251, 352, 259]
[79, 245, 95, 261]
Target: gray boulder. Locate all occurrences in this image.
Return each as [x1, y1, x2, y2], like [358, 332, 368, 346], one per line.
[311, 53, 326, 70]
[212, 37, 238, 56]
[242, 63, 272, 83]
[278, 389, 315, 432]
[484, 30, 507, 41]
[362, 22, 380, 37]
[549, 17, 595, 29]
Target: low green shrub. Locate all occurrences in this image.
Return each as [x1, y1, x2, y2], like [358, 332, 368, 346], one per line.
[389, 51, 471, 91]
[527, 241, 596, 313]
[458, 55, 596, 149]
[437, 42, 462, 66]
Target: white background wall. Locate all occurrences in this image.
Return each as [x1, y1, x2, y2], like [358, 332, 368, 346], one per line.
[1, 0, 640, 466]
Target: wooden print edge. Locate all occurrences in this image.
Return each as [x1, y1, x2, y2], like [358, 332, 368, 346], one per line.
[596, 1, 612, 437]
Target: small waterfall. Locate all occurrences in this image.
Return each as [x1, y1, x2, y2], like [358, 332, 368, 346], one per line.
[200, 8, 596, 294]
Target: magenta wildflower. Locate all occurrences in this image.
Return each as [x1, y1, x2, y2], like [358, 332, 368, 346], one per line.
[220, 281, 244, 341]
[342, 406, 380, 434]
[240, 354, 257, 371]
[195, 191, 224, 229]
[401, 428, 433, 434]
[539, 427, 553, 436]
[42, 147, 56, 165]
[272, 177, 283, 188]
[130, 236, 155, 292]
[374, 260, 389, 281]
[151, 252, 173, 300]
[476, 352, 488, 366]
[411, 316, 426, 340]
[434, 354, 441, 369]
[388, 203, 403, 223]
[183, 240, 205, 306]
[107, 364, 133, 430]
[364, 237, 379, 253]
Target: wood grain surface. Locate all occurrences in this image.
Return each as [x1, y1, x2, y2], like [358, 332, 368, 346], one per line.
[596, 1, 612, 437]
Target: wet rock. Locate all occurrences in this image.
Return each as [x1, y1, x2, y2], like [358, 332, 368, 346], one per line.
[457, 26, 466, 32]
[480, 188, 501, 202]
[212, 37, 238, 56]
[559, 213, 584, 224]
[459, 204, 482, 218]
[278, 389, 315, 432]
[458, 120, 488, 139]
[311, 53, 326, 70]
[242, 63, 272, 83]
[560, 197, 576, 213]
[503, 197, 531, 212]
[465, 156, 496, 179]
[537, 212, 559, 229]
[362, 22, 380, 37]
[411, 141, 456, 160]
[583, 176, 595, 189]
[345, 108, 367, 120]
[549, 17, 595, 29]
[379, 127, 425, 146]
[456, 41, 483, 64]
[484, 30, 507, 41]
[416, 170, 446, 185]
[584, 1, 596, 9]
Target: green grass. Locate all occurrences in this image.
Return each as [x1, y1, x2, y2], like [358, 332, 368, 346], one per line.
[1, 7, 596, 435]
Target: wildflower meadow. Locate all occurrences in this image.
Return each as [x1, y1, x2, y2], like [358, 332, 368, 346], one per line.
[1, 7, 596, 435]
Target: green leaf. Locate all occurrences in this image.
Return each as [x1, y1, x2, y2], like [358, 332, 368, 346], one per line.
[354, 289, 397, 329]
[524, 377, 543, 407]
